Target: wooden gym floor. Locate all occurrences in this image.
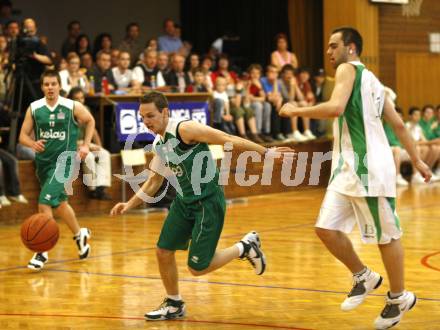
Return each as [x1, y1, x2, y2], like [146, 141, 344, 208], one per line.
[0, 184, 439, 329]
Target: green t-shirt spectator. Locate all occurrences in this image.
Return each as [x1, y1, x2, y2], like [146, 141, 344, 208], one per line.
[419, 118, 437, 140]
[383, 122, 401, 147]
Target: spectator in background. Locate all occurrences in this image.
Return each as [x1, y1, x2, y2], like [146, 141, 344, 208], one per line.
[133, 49, 166, 90]
[261, 64, 287, 141]
[80, 52, 93, 72]
[230, 78, 263, 143]
[112, 51, 140, 92]
[118, 22, 143, 67]
[138, 37, 158, 63]
[59, 53, 89, 95]
[271, 33, 298, 71]
[279, 64, 308, 142]
[311, 68, 335, 137]
[0, 136, 28, 206]
[211, 54, 238, 87]
[419, 105, 438, 141]
[61, 20, 81, 58]
[435, 105, 440, 139]
[185, 67, 210, 93]
[110, 48, 120, 68]
[93, 33, 112, 60]
[158, 18, 183, 53]
[405, 107, 440, 183]
[164, 53, 191, 92]
[186, 53, 200, 83]
[213, 76, 235, 134]
[0, 34, 8, 101]
[247, 64, 273, 142]
[296, 67, 316, 140]
[87, 50, 116, 94]
[383, 104, 410, 186]
[201, 55, 214, 90]
[420, 104, 440, 176]
[0, 0, 13, 28]
[75, 34, 92, 57]
[68, 87, 111, 200]
[4, 19, 19, 42]
[157, 51, 170, 75]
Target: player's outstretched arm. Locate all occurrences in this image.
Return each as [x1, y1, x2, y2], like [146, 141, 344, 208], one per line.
[383, 97, 432, 182]
[110, 155, 165, 216]
[279, 63, 355, 119]
[177, 120, 295, 157]
[19, 107, 46, 153]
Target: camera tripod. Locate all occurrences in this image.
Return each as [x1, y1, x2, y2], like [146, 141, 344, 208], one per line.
[3, 65, 38, 153]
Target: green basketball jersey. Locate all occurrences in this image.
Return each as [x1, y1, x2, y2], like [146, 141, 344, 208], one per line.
[152, 118, 220, 203]
[31, 96, 79, 164]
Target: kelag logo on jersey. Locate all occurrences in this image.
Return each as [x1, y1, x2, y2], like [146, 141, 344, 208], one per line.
[115, 102, 210, 142]
[39, 128, 66, 141]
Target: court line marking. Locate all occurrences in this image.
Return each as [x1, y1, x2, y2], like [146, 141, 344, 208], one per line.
[42, 268, 440, 302]
[420, 251, 440, 272]
[0, 312, 313, 330]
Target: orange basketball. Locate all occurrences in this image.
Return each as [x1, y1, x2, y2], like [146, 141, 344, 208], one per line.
[21, 213, 59, 253]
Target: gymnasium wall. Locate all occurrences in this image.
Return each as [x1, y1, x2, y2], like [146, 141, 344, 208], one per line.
[379, 0, 440, 111]
[11, 0, 180, 52]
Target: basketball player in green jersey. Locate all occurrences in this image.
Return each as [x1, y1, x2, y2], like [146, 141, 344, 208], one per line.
[19, 70, 95, 270]
[111, 91, 294, 321]
[279, 27, 432, 329]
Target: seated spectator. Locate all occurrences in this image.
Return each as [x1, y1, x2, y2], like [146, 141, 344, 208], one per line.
[118, 22, 143, 67]
[405, 107, 440, 183]
[68, 87, 112, 200]
[185, 67, 210, 93]
[247, 64, 273, 142]
[213, 77, 235, 134]
[186, 53, 200, 83]
[80, 52, 93, 73]
[164, 54, 191, 92]
[296, 67, 316, 140]
[201, 55, 214, 91]
[211, 54, 238, 85]
[110, 48, 120, 68]
[420, 104, 440, 176]
[59, 53, 89, 95]
[230, 79, 263, 143]
[133, 49, 166, 90]
[279, 64, 308, 142]
[158, 18, 183, 53]
[0, 136, 28, 206]
[383, 106, 410, 186]
[419, 105, 439, 141]
[311, 68, 335, 138]
[270, 33, 298, 71]
[138, 37, 159, 63]
[435, 105, 440, 139]
[61, 20, 81, 58]
[112, 51, 141, 92]
[261, 64, 287, 141]
[157, 51, 170, 75]
[87, 50, 116, 94]
[75, 34, 92, 57]
[93, 33, 112, 60]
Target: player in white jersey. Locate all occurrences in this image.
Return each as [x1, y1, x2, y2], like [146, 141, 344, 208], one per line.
[279, 27, 431, 329]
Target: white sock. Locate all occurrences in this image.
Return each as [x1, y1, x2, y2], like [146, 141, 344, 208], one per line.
[235, 242, 244, 258]
[389, 291, 404, 299]
[354, 267, 368, 277]
[167, 294, 182, 301]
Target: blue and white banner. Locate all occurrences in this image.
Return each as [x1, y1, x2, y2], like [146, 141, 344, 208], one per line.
[115, 101, 210, 142]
